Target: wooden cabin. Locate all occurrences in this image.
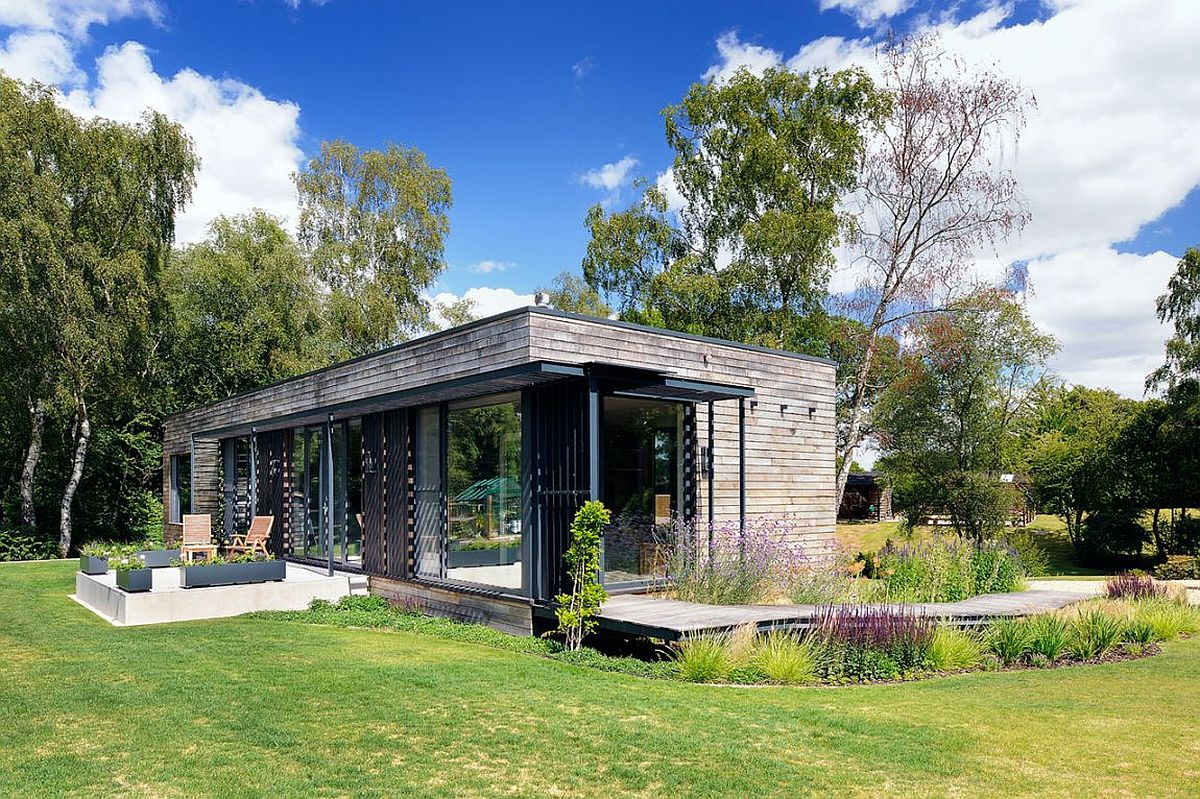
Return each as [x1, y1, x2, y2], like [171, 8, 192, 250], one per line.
[161, 307, 836, 634]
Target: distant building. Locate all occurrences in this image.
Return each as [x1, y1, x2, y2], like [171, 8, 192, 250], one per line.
[838, 472, 892, 521]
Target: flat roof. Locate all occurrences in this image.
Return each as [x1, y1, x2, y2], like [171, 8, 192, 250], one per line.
[167, 305, 833, 424]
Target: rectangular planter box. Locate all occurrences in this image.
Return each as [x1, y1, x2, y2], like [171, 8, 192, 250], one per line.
[447, 545, 520, 569]
[180, 559, 286, 588]
[79, 555, 109, 575]
[116, 568, 152, 593]
[137, 548, 181, 568]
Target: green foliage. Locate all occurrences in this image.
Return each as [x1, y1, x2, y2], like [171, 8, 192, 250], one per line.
[1153, 555, 1200, 580]
[295, 139, 452, 356]
[1005, 529, 1049, 577]
[986, 618, 1033, 666]
[753, 633, 816, 685]
[1122, 620, 1156, 646]
[538, 270, 611, 317]
[875, 537, 1025, 603]
[925, 626, 983, 672]
[172, 552, 274, 567]
[583, 65, 887, 356]
[1025, 615, 1071, 662]
[0, 528, 58, 562]
[165, 211, 333, 407]
[554, 501, 610, 650]
[1148, 247, 1200, 392]
[673, 634, 731, 683]
[1067, 609, 1126, 661]
[876, 292, 1057, 542]
[1133, 600, 1200, 642]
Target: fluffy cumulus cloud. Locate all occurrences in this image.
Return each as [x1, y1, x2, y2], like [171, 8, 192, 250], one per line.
[1, 2, 304, 245]
[702, 1, 1200, 397]
[817, 0, 913, 29]
[431, 286, 536, 327]
[580, 155, 639, 193]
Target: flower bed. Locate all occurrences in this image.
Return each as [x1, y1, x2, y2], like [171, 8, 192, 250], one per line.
[179, 555, 285, 588]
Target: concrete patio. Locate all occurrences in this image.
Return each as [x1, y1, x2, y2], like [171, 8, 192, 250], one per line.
[72, 562, 354, 626]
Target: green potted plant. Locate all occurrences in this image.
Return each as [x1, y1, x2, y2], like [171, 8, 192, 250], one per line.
[112, 549, 152, 593]
[177, 552, 285, 588]
[79, 542, 114, 575]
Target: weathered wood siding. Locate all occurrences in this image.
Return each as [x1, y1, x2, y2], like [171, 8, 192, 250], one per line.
[162, 308, 836, 560]
[527, 313, 836, 554]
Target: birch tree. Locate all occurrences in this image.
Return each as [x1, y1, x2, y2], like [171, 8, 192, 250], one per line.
[835, 36, 1034, 511]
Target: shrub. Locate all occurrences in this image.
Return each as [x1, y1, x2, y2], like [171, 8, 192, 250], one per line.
[812, 605, 935, 681]
[0, 528, 58, 562]
[1165, 515, 1200, 556]
[1005, 529, 1049, 577]
[673, 635, 730, 683]
[554, 501, 609, 650]
[1067, 609, 1126, 661]
[986, 618, 1032, 665]
[753, 633, 815, 684]
[875, 536, 1025, 603]
[664, 517, 807, 605]
[925, 626, 982, 671]
[1122, 619, 1156, 646]
[1079, 509, 1147, 557]
[1105, 573, 1167, 601]
[1153, 555, 1200, 581]
[1025, 615, 1071, 662]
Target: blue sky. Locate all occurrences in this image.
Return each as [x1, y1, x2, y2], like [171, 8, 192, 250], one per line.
[2, 0, 1199, 397]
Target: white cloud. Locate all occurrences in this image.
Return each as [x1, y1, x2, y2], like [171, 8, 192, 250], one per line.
[61, 42, 304, 244]
[1025, 248, 1176, 398]
[699, 1, 1200, 397]
[817, 0, 914, 29]
[580, 155, 638, 192]
[702, 31, 782, 84]
[470, 259, 513, 275]
[0, 0, 160, 39]
[431, 286, 536, 327]
[0, 29, 81, 84]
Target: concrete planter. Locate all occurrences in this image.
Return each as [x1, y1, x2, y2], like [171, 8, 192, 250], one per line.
[447, 545, 521, 568]
[137, 548, 181, 568]
[180, 559, 286, 588]
[79, 555, 109, 575]
[116, 568, 152, 593]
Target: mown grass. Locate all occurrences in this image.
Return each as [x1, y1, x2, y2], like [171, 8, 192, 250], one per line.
[2, 560, 1199, 798]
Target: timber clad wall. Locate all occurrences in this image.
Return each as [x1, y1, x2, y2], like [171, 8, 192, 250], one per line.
[162, 307, 837, 563]
[527, 313, 837, 553]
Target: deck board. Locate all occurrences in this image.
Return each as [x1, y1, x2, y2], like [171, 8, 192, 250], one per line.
[597, 581, 1104, 640]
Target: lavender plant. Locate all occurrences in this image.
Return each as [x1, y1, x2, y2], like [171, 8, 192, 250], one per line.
[1104, 573, 1167, 601]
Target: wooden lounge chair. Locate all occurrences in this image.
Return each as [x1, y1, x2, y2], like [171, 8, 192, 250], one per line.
[226, 515, 274, 558]
[180, 514, 218, 562]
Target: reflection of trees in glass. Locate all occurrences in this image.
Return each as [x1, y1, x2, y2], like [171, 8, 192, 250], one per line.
[447, 399, 521, 538]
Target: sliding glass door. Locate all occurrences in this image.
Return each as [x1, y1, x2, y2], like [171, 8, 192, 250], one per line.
[289, 419, 363, 566]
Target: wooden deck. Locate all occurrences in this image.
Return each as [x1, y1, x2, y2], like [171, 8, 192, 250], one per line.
[597, 581, 1104, 640]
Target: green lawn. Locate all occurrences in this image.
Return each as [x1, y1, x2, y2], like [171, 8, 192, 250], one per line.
[3, 561, 1199, 798]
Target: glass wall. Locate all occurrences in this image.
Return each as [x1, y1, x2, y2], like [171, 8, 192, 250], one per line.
[444, 393, 523, 591]
[602, 396, 684, 583]
[170, 454, 191, 523]
[413, 406, 443, 579]
[289, 419, 363, 565]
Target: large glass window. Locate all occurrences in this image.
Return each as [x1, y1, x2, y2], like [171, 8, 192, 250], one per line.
[445, 394, 523, 591]
[602, 396, 684, 583]
[290, 420, 364, 565]
[413, 406, 443, 579]
[220, 437, 252, 537]
[170, 454, 191, 523]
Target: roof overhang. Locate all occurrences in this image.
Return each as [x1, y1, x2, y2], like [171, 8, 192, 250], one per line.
[586, 363, 754, 403]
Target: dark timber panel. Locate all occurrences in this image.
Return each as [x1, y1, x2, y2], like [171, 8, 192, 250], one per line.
[255, 429, 290, 556]
[382, 408, 410, 579]
[528, 380, 589, 602]
[361, 413, 385, 574]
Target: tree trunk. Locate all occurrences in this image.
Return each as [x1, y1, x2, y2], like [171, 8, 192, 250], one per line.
[835, 328, 880, 513]
[59, 400, 91, 557]
[19, 397, 44, 532]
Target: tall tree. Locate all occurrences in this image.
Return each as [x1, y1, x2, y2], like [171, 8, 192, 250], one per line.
[538, 270, 611, 317]
[835, 35, 1034, 511]
[584, 65, 888, 352]
[0, 76, 197, 554]
[875, 292, 1056, 541]
[165, 211, 331, 408]
[294, 140, 452, 357]
[1148, 246, 1200, 392]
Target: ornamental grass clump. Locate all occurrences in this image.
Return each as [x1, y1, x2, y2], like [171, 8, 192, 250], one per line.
[753, 633, 815, 684]
[986, 618, 1032, 665]
[925, 625, 982, 671]
[1133, 600, 1200, 641]
[812, 605, 935, 682]
[1067, 608, 1126, 661]
[1026, 614, 1071, 662]
[1104, 573, 1167, 601]
[673, 634, 730, 683]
